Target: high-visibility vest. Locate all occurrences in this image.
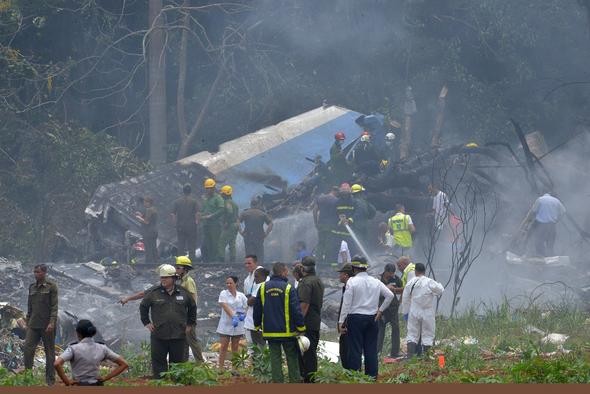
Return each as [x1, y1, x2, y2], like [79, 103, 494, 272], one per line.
[401, 263, 416, 287]
[259, 282, 303, 337]
[388, 212, 413, 248]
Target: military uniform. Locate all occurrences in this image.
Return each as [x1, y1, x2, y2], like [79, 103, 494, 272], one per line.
[297, 273, 325, 383]
[239, 208, 272, 263]
[24, 279, 58, 385]
[220, 197, 239, 262]
[179, 274, 204, 363]
[139, 285, 197, 378]
[172, 196, 199, 261]
[201, 193, 224, 262]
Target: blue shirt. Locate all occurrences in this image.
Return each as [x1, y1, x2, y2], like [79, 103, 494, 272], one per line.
[296, 249, 310, 260]
[532, 194, 566, 224]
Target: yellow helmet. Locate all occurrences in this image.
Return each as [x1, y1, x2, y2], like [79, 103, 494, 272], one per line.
[220, 185, 233, 196]
[203, 178, 216, 188]
[380, 159, 389, 169]
[351, 184, 365, 193]
[175, 255, 192, 269]
[465, 142, 479, 148]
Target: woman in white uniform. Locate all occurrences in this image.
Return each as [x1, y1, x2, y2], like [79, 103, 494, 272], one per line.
[217, 275, 248, 368]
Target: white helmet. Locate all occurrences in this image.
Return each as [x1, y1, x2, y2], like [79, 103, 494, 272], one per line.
[158, 264, 177, 277]
[360, 134, 371, 143]
[296, 335, 310, 354]
[385, 132, 396, 141]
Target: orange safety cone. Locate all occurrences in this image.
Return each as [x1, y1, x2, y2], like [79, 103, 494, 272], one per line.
[438, 354, 445, 368]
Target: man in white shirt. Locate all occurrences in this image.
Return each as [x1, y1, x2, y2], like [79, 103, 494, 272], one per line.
[528, 192, 566, 256]
[429, 184, 450, 230]
[401, 263, 444, 357]
[338, 255, 394, 379]
[242, 255, 264, 346]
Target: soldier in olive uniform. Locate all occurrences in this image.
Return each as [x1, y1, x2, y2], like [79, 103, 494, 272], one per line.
[219, 185, 239, 262]
[200, 178, 225, 262]
[140, 264, 197, 379]
[24, 264, 58, 385]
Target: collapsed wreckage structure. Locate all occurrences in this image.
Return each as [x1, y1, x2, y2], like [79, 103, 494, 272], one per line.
[3, 103, 590, 370]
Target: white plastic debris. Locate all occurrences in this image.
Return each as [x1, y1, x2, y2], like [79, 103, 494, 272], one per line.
[462, 336, 478, 345]
[317, 340, 340, 363]
[541, 333, 569, 345]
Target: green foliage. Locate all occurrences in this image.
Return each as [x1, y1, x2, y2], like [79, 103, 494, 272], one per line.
[119, 342, 152, 378]
[311, 358, 375, 384]
[160, 362, 224, 386]
[510, 353, 590, 383]
[0, 368, 45, 386]
[250, 345, 273, 383]
[230, 348, 249, 370]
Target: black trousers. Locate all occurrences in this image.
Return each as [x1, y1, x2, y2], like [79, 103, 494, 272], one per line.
[299, 329, 320, 383]
[177, 226, 197, 261]
[377, 312, 400, 357]
[534, 222, 556, 257]
[244, 237, 264, 263]
[144, 233, 159, 265]
[150, 336, 187, 379]
[346, 314, 379, 378]
[339, 333, 350, 369]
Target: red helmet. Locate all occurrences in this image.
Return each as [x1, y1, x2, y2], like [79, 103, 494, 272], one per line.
[335, 131, 345, 141]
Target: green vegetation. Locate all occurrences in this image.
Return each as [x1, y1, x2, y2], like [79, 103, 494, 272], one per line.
[0, 368, 45, 386]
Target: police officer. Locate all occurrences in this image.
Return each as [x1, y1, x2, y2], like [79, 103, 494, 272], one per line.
[54, 320, 128, 386]
[253, 262, 306, 383]
[140, 264, 197, 379]
[24, 264, 58, 385]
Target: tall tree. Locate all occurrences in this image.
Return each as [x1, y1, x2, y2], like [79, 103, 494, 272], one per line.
[148, 0, 168, 165]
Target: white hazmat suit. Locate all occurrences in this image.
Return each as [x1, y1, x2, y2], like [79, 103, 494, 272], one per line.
[401, 275, 444, 346]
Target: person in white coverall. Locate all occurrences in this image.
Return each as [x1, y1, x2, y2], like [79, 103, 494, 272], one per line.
[401, 263, 444, 357]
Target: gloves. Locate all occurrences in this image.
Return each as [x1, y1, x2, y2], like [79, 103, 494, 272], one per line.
[237, 312, 246, 321]
[403, 314, 409, 322]
[232, 315, 239, 328]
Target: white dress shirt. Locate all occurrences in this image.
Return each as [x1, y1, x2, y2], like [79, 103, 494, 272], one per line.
[338, 271, 394, 323]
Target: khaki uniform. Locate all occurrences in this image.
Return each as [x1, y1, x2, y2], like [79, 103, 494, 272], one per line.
[239, 208, 272, 263]
[172, 196, 199, 261]
[220, 197, 239, 262]
[24, 279, 58, 385]
[140, 285, 197, 378]
[179, 275, 204, 363]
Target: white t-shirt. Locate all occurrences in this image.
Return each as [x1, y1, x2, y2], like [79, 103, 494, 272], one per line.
[243, 266, 265, 331]
[216, 289, 248, 336]
[433, 191, 449, 227]
[338, 240, 351, 264]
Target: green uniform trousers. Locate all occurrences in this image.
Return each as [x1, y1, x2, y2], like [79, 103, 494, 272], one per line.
[184, 326, 204, 363]
[202, 222, 222, 262]
[24, 328, 55, 385]
[151, 336, 187, 379]
[220, 226, 238, 262]
[268, 339, 302, 383]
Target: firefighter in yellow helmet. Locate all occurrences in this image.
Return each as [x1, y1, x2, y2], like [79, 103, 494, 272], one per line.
[219, 185, 239, 262]
[200, 178, 224, 262]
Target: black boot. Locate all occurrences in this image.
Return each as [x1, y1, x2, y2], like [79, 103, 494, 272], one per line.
[406, 342, 417, 358]
[422, 345, 431, 356]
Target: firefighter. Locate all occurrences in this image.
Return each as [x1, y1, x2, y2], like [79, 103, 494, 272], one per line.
[200, 178, 225, 262]
[329, 131, 351, 185]
[351, 184, 376, 245]
[387, 203, 416, 257]
[219, 185, 239, 262]
[329, 183, 358, 262]
[253, 262, 306, 383]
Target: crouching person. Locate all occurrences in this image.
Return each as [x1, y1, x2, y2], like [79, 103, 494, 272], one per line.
[54, 320, 128, 386]
[401, 263, 444, 357]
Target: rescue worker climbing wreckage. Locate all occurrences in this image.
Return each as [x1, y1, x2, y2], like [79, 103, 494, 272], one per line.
[329, 131, 351, 186]
[351, 131, 380, 177]
[200, 178, 225, 263]
[253, 262, 306, 383]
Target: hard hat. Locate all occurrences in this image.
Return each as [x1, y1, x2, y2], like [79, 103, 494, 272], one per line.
[159, 264, 177, 277]
[351, 184, 365, 193]
[385, 132, 396, 141]
[465, 142, 479, 148]
[204, 178, 216, 188]
[339, 183, 351, 193]
[360, 134, 371, 142]
[220, 185, 233, 196]
[175, 255, 192, 269]
[361, 130, 370, 136]
[351, 256, 369, 269]
[335, 131, 345, 141]
[380, 159, 389, 169]
[296, 335, 310, 354]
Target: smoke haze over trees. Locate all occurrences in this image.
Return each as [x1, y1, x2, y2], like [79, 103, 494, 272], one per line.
[2, 0, 590, 259]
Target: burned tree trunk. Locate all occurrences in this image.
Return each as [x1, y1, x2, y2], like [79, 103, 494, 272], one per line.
[399, 86, 417, 160]
[148, 0, 167, 165]
[431, 85, 448, 149]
